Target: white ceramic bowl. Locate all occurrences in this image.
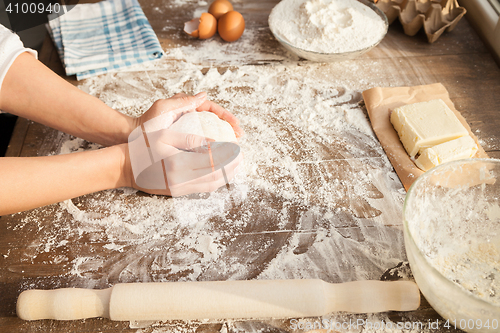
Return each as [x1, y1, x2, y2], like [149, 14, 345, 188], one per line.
[268, 0, 388, 62]
[404, 158, 500, 333]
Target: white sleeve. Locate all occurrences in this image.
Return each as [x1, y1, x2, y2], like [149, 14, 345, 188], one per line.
[0, 24, 38, 93]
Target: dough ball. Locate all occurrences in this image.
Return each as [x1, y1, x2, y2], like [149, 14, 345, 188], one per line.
[169, 111, 237, 142]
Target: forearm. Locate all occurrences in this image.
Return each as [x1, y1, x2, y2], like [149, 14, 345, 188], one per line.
[0, 53, 133, 146]
[0, 145, 129, 216]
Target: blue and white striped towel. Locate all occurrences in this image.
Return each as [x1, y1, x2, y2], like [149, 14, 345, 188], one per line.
[47, 0, 163, 80]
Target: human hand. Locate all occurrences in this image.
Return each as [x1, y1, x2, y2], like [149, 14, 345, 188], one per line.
[125, 129, 242, 196]
[125, 104, 243, 196]
[131, 92, 244, 139]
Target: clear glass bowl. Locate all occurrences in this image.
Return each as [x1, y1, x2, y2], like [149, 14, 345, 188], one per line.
[404, 158, 500, 333]
[268, 0, 388, 62]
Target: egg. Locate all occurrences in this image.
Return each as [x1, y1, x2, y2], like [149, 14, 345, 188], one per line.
[184, 12, 217, 39]
[218, 11, 245, 42]
[208, 0, 233, 20]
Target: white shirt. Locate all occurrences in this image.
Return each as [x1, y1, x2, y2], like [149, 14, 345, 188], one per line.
[0, 24, 37, 92]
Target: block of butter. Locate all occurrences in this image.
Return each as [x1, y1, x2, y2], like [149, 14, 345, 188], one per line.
[414, 135, 478, 171]
[390, 99, 469, 158]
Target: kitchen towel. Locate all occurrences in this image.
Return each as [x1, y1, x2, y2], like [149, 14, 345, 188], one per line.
[47, 0, 163, 80]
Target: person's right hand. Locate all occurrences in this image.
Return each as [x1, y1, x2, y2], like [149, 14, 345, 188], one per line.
[124, 127, 242, 197]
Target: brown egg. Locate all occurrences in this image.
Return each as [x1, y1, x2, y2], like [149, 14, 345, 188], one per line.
[208, 0, 233, 20]
[184, 12, 217, 39]
[217, 11, 245, 42]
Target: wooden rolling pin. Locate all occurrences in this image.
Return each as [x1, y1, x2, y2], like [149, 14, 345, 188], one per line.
[17, 279, 420, 321]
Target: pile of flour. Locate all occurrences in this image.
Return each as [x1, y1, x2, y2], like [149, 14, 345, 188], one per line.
[269, 0, 387, 53]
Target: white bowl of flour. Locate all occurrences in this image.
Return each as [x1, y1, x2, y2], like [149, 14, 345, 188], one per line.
[268, 0, 388, 61]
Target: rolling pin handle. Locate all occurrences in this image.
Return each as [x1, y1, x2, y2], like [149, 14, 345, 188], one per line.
[17, 287, 113, 321]
[325, 280, 420, 313]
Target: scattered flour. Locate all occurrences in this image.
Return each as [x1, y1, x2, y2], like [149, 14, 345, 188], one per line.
[58, 137, 100, 154]
[269, 0, 387, 53]
[9, 13, 416, 332]
[10, 59, 410, 332]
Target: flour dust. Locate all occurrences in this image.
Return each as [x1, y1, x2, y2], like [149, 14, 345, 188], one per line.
[12, 58, 414, 332]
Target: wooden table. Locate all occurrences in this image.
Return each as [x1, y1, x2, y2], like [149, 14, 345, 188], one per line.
[1, 1, 500, 332]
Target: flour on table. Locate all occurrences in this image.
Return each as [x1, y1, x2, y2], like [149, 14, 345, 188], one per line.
[12, 57, 411, 332]
[269, 0, 387, 53]
[74, 62, 404, 282]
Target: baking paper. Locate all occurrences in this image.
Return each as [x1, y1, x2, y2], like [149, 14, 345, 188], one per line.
[362, 83, 488, 190]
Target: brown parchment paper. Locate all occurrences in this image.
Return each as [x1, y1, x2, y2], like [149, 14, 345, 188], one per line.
[362, 83, 488, 191]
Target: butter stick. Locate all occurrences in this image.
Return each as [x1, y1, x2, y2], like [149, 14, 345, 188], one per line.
[414, 135, 478, 171]
[390, 99, 469, 158]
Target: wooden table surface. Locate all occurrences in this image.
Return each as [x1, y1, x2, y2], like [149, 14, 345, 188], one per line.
[1, 0, 500, 332]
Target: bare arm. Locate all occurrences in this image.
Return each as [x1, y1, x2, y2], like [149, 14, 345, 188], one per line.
[0, 53, 243, 215]
[0, 52, 133, 146]
[0, 53, 244, 145]
[0, 53, 134, 215]
[0, 145, 128, 215]
[0, 132, 242, 215]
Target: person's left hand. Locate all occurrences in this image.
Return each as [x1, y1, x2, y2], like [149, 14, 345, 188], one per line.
[124, 92, 244, 197]
[130, 92, 244, 139]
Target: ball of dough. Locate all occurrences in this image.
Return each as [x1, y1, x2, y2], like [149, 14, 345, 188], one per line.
[169, 111, 237, 142]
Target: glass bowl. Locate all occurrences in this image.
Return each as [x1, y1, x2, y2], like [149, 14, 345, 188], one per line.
[404, 158, 500, 333]
[268, 0, 388, 62]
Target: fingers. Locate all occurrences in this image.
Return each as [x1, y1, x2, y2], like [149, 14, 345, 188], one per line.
[149, 92, 207, 118]
[197, 99, 238, 124]
[140, 129, 238, 184]
[131, 148, 243, 197]
[164, 142, 241, 177]
[196, 100, 245, 138]
[173, 148, 241, 185]
[168, 151, 244, 196]
[144, 92, 244, 138]
[155, 129, 215, 153]
[173, 91, 207, 109]
[142, 93, 207, 133]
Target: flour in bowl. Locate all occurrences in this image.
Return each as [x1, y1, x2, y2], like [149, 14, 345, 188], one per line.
[269, 0, 387, 53]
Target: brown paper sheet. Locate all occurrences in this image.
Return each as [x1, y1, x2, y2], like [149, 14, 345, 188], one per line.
[362, 83, 488, 191]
